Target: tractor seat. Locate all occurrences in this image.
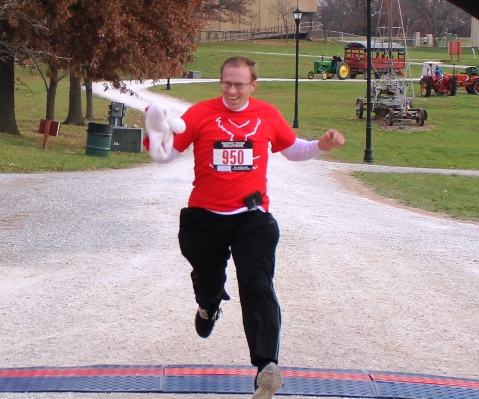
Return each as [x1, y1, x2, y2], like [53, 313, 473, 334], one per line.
[465, 66, 479, 77]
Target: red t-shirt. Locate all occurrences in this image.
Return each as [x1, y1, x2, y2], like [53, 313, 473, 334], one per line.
[174, 97, 297, 212]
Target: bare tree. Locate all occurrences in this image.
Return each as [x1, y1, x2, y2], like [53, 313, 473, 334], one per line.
[267, 0, 295, 42]
[197, 0, 255, 23]
[409, 0, 456, 43]
[402, 0, 470, 44]
[318, 0, 382, 39]
[316, 0, 470, 43]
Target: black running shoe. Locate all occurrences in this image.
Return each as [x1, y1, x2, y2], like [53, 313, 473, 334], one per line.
[194, 289, 230, 338]
[195, 307, 222, 338]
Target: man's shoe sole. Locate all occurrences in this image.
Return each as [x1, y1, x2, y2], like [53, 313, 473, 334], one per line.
[252, 363, 283, 399]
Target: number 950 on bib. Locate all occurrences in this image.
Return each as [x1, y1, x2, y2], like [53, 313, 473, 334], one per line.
[213, 141, 253, 172]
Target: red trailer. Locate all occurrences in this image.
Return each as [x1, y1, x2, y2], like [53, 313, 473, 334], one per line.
[344, 41, 406, 80]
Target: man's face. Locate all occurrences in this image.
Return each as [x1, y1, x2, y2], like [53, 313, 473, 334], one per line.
[220, 65, 258, 110]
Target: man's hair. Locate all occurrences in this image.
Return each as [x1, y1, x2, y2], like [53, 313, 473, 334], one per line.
[221, 56, 258, 81]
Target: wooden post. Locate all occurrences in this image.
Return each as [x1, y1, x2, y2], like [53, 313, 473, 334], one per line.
[42, 119, 51, 149]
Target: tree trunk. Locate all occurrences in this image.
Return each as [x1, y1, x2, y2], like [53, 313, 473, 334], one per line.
[46, 67, 59, 121]
[85, 75, 94, 121]
[63, 70, 85, 125]
[0, 50, 21, 135]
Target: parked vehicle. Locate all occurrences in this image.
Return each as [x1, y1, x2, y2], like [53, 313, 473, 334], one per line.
[419, 62, 457, 97]
[448, 65, 479, 94]
[343, 41, 406, 79]
[307, 55, 350, 80]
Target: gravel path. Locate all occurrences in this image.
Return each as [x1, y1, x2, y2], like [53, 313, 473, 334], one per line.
[1, 80, 478, 399]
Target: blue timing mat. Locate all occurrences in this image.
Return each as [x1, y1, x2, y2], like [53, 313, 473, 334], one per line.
[0, 364, 478, 398]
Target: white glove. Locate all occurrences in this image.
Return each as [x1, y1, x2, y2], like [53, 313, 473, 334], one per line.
[145, 102, 186, 163]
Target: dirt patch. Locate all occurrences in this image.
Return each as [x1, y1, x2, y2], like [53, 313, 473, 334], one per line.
[379, 123, 434, 132]
[380, 124, 434, 132]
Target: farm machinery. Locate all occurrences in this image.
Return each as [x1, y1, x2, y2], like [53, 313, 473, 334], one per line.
[419, 62, 457, 97]
[343, 41, 406, 80]
[307, 55, 350, 80]
[356, 77, 427, 126]
[450, 65, 479, 94]
[354, 0, 426, 127]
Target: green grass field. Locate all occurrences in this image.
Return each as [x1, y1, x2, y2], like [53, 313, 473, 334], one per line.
[2, 39, 478, 221]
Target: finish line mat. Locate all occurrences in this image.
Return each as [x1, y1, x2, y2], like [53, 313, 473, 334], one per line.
[1, 365, 479, 398]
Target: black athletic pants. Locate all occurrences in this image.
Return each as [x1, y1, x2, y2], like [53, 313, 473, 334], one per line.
[178, 207, 281, 367]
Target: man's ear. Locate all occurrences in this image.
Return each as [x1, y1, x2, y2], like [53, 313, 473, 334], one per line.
[250, 80, 258, 92]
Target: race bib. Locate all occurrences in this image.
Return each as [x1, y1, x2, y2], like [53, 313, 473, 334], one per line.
[213, 141, 253, 172]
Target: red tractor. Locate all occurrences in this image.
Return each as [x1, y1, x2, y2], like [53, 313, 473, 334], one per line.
[419, 62, 457, 97]
[447, 65, 479, 94]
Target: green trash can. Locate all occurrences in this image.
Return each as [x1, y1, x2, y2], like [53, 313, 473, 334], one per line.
[85, 122, 112, 157]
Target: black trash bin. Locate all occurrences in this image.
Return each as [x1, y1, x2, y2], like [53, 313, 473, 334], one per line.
[85, 122, 112, 157]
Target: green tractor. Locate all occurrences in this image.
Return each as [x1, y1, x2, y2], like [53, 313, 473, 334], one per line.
[307, 55, 350, 80]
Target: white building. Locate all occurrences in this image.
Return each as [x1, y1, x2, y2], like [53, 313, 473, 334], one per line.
[472, 18, 479, 47]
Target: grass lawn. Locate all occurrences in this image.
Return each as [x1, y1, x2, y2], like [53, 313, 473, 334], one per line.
[0, 66, 151, 173]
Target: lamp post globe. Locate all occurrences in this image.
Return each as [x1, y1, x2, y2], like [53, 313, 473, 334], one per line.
[293, 8, 302, 129]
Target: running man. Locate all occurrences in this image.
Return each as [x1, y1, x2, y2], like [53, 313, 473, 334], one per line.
[145, 56, 345, 399]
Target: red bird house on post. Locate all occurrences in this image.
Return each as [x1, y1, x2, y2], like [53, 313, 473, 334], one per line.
[448, 40, 462, 61]
[38, 119, 60, 149]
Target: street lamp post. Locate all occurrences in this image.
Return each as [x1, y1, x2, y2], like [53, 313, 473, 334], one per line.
[364, 0, 374, 163]
[293, 8, 302, 129]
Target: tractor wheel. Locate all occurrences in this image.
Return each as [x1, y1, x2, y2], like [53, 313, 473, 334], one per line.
[466, 86, 472, 94]
[350, 73, 357, 79]
[356, 98, 364, 119]
[388, 108, 395, 126]
[307, 71, 314, 79]
[385, 108, 394, 126]
[336, 62, 350, 80]
[420, 78, 432, 97]
[471, 80, 479, 95]
[447, 78, 457, 96]
[416, 109, 427, 126]
[321, 71, 328, 80]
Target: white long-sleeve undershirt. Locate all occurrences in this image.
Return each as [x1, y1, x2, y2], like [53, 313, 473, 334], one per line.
[280, 138, 324, 161]
[153, 137, 323, 164]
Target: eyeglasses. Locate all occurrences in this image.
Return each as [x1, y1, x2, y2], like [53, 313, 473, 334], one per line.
[220, 81, 254, 90]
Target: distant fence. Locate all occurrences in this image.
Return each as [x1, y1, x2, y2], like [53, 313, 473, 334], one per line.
[195, 26, 470, 50]
[195, 23, 365, 43]
[196, 24, 298, 42]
